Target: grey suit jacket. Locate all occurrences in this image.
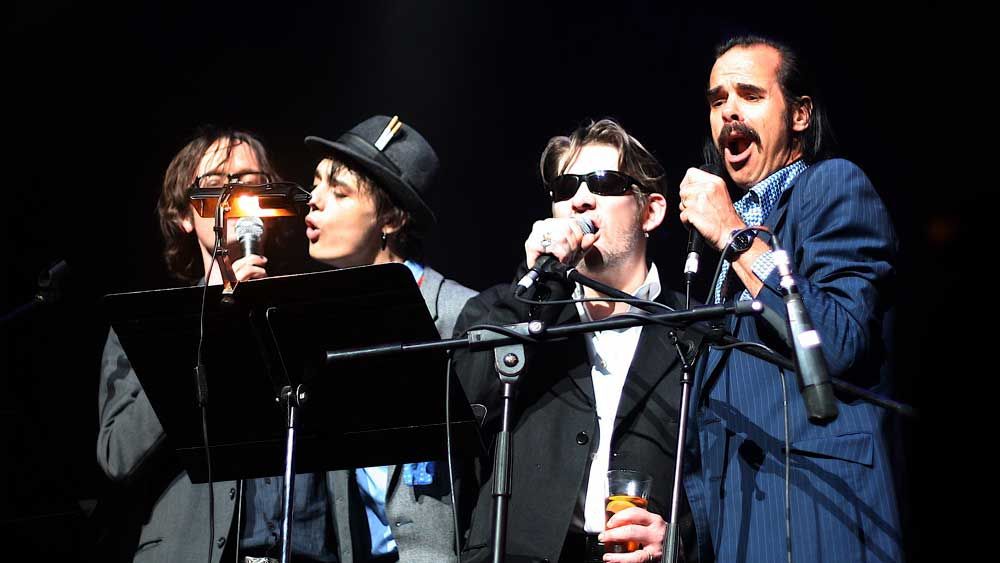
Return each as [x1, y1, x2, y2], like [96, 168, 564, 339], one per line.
[97, 265, 475, 563]
[330, 266, 477, 563]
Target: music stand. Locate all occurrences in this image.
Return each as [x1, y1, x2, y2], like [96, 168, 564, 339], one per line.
[103, 263, 484, 559]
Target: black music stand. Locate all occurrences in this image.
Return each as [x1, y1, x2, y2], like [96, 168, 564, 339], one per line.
[103, 263, 483, 559]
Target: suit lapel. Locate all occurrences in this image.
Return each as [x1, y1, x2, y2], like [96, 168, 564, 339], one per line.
[614, 322, 680, 427]
[419, 266, 443, 324]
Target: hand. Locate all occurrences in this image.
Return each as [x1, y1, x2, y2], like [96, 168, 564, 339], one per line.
[232, 254, 268, 282]
[598, 506, 666, 563]
[678, 167, 745, 251]
[524, 217, 600, 269]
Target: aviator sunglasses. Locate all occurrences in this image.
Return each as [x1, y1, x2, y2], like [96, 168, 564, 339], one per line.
[547, 170, 644, 202]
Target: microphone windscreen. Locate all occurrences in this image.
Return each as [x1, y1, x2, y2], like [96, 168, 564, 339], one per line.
[235, 216, 264, 243]
[575, 215, 597, 235]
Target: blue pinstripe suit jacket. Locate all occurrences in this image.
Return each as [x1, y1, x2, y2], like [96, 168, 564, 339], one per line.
[683, 159, 903, 563]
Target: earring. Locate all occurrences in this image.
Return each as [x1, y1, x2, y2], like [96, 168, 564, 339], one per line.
[381, 231, 388, 250]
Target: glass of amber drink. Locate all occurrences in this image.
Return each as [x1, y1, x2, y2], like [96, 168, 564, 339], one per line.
[604, 469, 652, 554]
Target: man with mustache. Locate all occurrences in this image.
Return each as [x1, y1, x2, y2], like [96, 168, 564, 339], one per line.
[678, 36, 902, 562]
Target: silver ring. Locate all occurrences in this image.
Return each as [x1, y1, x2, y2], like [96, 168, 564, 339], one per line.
[540, 233, 552, 248]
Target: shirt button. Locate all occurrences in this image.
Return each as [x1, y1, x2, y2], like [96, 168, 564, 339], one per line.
[229, 487, 236, 500]
[265, 478, 272, 484]
[576, 432, 589, 445]
[216, 537, 226, 548]
[395, 521, 403, 527]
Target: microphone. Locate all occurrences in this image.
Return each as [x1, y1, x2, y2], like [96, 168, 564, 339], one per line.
[772, 249, 838, 423]
[235, 216, 264, 259]
[683, 163, 721, 280]
[515, 216, 597, 296]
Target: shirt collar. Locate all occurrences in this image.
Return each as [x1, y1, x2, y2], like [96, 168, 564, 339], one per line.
[733, 159, 808, 224]
[574, 262, 662, 322]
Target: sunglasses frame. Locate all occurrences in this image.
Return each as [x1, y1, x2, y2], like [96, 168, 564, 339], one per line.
[546, 170, 645, 203]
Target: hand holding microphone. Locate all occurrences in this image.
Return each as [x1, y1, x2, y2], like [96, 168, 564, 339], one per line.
[516, 216, 598, 295]
[678, 165, 742, 252]
[232, 216, 269, 282]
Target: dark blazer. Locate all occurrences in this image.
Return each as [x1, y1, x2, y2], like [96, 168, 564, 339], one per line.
[683, 159, 903, 562]
[453, 268, 698, 563]
[97, 266, 474, 563]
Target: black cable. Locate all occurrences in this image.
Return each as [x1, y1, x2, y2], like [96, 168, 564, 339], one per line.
[513, 292, 676, 313]
[265, 307, 292, 386]
[445, 352, 462, 560]
[708, 337, 794, 563]
[197, 242, 217, 563]
[195, 190, 230, 563]
[779, 367, 792, 563]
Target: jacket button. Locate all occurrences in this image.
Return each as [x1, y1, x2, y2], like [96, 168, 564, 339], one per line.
[576, 432, 589, 445]
[229, 487, 236, 500]
[217, 537, 226, 548]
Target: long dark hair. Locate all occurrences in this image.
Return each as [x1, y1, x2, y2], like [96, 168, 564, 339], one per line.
[157, 127, 279, 282]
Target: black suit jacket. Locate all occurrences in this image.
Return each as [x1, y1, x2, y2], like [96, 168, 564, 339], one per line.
[452, 268, 697, 563]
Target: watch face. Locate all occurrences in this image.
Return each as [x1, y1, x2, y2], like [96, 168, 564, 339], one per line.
[730, 231, 755, 254]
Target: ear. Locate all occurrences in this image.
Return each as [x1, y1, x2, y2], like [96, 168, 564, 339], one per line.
[641, 193, 667, 233]
[791, 96, 813, 133]
[179, 213, 195, 234]
[381, 213, 408, 236]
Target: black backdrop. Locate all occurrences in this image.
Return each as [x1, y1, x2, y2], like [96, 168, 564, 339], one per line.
[3, 1, 966, 560]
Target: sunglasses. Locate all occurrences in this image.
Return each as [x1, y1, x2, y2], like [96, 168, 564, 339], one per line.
[547, 170, 644, 203]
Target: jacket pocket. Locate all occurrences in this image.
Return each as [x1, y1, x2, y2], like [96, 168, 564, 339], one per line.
[788, 431, 873, 467]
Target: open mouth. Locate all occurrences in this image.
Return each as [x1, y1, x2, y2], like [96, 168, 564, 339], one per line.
[719, 124, 759, 169]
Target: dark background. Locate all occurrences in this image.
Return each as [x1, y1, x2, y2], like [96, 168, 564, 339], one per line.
[3, 1, 964, 560]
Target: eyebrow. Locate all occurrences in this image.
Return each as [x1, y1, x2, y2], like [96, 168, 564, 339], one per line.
[706, 82, 768, 101]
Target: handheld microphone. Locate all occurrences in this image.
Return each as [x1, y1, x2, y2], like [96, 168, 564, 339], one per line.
[772, 249, 838, 423]
[683, 163, 722, 280]
[235, 216, 264, 259]
[515, 216, 597, 296]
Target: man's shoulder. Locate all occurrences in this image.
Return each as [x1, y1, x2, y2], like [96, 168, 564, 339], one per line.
[796, 158, 870, 188]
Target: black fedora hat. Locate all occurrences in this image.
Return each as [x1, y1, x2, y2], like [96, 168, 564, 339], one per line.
[305, 115, 438, 230]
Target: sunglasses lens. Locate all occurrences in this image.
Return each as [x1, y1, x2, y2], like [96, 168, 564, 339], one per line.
[586, 171, 632, 196]
[549, 175, 581, 202]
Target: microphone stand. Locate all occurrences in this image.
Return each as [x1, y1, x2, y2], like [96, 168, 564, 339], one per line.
[326, 299, 763, 563]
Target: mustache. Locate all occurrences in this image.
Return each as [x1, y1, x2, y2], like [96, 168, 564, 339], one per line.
[717, 122, 761, 152]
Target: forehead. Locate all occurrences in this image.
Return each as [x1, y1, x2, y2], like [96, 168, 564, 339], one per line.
[561, 143, 621, 175]
[197, 138, 260, 174]
[709, 44, 782, 88]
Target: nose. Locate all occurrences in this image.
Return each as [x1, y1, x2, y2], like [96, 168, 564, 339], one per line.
[570, 182, 597, 212]
[720, 95, 741, 123]
[307, 184, 323, 211]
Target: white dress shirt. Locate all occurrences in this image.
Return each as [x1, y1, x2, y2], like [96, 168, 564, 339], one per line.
[569, 263, 662, 533]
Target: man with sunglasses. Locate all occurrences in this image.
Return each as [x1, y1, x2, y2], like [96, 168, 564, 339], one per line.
[453, 119, 698, 563]
[678, 36, 902, 562]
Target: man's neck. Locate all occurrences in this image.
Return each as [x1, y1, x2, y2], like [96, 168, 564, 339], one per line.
[580, 254, 650, 321]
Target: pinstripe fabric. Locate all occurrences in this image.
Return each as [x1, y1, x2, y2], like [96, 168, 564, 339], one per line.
[684, 159, 903, 563]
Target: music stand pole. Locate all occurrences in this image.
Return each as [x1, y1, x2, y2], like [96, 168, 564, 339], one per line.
[279, 384, 306, 563]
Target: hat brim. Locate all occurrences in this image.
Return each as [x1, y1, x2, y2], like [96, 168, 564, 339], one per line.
[305, 135, 436, 231]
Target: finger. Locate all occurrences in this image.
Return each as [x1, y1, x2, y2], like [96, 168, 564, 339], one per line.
[234, 265, 268, 282]
[606, 507, 656, 528]
[602, 547, 658, 563]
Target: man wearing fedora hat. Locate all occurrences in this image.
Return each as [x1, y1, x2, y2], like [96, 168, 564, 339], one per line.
[304, 115, 477, 563]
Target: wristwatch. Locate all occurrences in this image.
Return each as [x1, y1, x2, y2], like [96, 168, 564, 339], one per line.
[726, 228, 756, 261]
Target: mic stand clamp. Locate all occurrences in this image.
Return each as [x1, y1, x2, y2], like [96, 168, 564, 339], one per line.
[276, 383, 307, 563]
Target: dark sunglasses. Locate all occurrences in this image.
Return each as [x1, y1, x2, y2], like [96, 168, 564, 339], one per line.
[547, 170, 644, 203]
